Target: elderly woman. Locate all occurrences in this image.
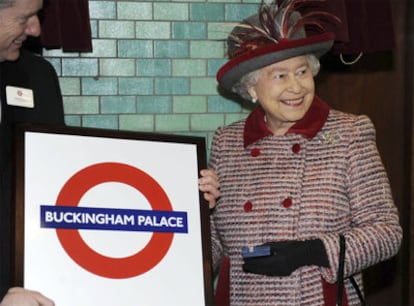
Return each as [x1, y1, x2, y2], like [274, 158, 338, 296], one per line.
[198, 0, 402, 305]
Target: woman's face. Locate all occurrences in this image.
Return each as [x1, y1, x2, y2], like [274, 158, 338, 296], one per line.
[248, 55, 315, 135]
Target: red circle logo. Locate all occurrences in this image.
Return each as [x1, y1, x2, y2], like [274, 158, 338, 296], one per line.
[55, 162, 174, 278]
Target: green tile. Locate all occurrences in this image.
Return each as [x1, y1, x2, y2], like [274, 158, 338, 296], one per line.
[89, 1, 116, 19]
[59, 77, 80, 95]
[99, 20, 135, 38]
[82, 77, 118, 95]
[225, 113, 249, 125]
[118, 40, 153, 58]
[173, 96, 207, 113]
[62, 58, 98, 76]
[138, 96, 172, 113]
[208, 59, 227, 76]
[119, 114, 154, 132]
[225, 4, 258, 21]
[155, 41, 189, 58]
[155, 114, 190, 132]
[101, 96, 136, 114]
[118, 2, 152, 20]
[137, 59, 171, 77]
[172, 59, 206, 76]
[190, 3, 224, 21]
[63, 96, 99, 114]
[154, 3, 188, 20]
[136, 22, 170, 39]
[208, 23, 232, 40]
[190, 41, 224, 58]
[45, 58, 61, 75]
[173, 22, 206, 39]
[83, 115, 118, 129]
[100, 58, 135, 76]
[82, 39, 116, 58]
[155, 77, 189, 95]
[208, 95, 242, 113]
[119, 77, 154, 95]
[191, 77, 217, 95]
[190, 114, 224, 131]
[64, 115, 81, 127]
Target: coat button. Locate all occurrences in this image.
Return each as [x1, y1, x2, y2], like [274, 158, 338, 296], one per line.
[292, 144, 300, 154]
[250, 148, 260, 157]
[244, 201, 253, 212]
[282, 198, 292, 208]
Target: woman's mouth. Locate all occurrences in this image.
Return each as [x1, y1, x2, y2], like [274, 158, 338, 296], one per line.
[281, 98, 303, 106]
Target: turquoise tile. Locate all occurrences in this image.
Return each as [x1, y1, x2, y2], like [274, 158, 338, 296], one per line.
[59, 77, 80, 95]
[190, 41, 224, 58]
[45, 58, 61, 75]
[172, 59, 206, 76]
[173, 22, 206, 39]
[137, 59, 171, 76]
[154, 41, 189, 58]
[190, 3, 224, 21]
[119, 78, 154, 95]
[83, 115, 118, 129]
[64, 115, 81, 127]
[62, 58, 98, 76]
[82, 39, 116, 58]
[155, 77, 189, 95]
[136, 22, 170, 39]
[225, 113, 249, 125]
[89, 1, 116, 19]
[82, 77, 118, 95]
[100, 58, 135, 76]
[99, 20, 135, 38]
[154, 3, 188, 20]
[119, 114, 154, 132]
[138, 96, 172, 113]
[63, 96, 99, 114]
[225, 4, 258, 21]
[101, 96, 136, 114]
[191, 77, 217, 95]
[118, 40, 153, 58]
[173, 96, 207, 113]
[155, 114, 190, 132]
[190, 114, 224, 131]
[117, 2, 152, 20]
[208, 95, 242, 113]
[208, 59, 227, 76]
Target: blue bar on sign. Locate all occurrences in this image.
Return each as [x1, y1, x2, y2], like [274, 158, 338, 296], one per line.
[40, 205, 188, 233]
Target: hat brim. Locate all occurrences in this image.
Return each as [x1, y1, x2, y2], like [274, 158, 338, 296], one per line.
[217, 32, 335, 92]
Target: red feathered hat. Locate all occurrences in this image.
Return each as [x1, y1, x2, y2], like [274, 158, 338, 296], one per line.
[217, 0, 339, 92]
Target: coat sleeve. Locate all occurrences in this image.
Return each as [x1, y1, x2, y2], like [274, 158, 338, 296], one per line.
[320, 115, 402, 283]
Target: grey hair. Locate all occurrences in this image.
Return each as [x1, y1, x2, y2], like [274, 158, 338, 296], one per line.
[232, 54, 321, 101]
[0, 0, 14, 9]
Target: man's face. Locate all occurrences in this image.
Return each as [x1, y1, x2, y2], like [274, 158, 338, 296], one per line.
[0, 0, 43, 62]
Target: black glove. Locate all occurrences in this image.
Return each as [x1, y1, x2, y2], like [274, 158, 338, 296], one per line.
[242, 239, 329, 276]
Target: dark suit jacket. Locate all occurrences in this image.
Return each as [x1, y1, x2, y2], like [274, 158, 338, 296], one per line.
[0, 50, 64, 297]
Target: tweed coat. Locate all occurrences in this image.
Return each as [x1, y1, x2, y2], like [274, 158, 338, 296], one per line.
[209, 96, 402, 305]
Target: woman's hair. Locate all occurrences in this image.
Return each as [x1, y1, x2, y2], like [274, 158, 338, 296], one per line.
[232, 54, 321, 101]
[0, 0, 14, 9]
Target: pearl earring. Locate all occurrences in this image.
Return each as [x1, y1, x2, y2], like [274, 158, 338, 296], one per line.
[252, 97, 257, 103]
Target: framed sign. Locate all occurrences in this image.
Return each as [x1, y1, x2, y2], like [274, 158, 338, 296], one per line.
[13, 124, 213, 306]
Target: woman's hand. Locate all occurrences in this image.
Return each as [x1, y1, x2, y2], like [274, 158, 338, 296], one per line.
[0, 287, 54, 306]
[198, 169, 220, 209]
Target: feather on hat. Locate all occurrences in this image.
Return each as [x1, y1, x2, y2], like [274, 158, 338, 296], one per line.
[217, 0, 340, 92]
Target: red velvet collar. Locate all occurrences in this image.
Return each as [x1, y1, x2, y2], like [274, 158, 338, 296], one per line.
[243, 96, 330, 148]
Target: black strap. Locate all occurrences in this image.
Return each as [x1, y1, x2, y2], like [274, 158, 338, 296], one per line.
[336, 234, 367, 306]
[336, 235, 346, 306]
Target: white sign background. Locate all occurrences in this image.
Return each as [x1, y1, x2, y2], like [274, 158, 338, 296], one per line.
[23, 131, 206, 306]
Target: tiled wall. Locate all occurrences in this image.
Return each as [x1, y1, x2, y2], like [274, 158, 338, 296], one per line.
[43, 0, 260, 151]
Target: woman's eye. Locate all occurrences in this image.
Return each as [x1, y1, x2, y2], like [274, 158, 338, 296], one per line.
[273, 73, 284, 79]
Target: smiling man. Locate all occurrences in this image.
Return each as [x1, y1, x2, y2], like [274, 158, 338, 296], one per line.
[0, 0, 64, 305]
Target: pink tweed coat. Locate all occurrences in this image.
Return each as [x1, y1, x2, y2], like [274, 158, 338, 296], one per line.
[209, 96, 402, 305]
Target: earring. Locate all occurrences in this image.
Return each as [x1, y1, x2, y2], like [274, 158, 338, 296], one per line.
[252, 97, 257, 103]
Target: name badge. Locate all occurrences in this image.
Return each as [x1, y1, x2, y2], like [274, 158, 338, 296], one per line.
[6, 85, 34, 108]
